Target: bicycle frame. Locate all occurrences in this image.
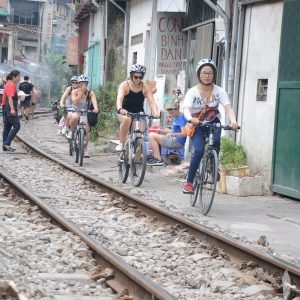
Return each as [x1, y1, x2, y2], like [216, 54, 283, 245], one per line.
[126, 113, 145, 167]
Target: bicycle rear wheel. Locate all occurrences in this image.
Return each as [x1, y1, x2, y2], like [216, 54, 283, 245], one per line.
[118, 143, 129, 183]
[199, 149, 218, 215]
[78, 128, 85, 166]
[131, 138, 146, 187]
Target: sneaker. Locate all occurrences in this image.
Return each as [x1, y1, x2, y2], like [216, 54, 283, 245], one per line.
[61, 127, 67, 135]
[147, 157, 164, 166]
[115, 143, 123, 152]
[66, 131, 73, 139]
[183, 182, 194, 194]
[3, 145, 16, 152]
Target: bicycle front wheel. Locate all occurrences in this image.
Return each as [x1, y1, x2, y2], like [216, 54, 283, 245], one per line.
[118, 143, 129, 183]
[131, 138, 147, 187]
[199, 149, 218, 215]
[78, 128, 85, 166]
[74, 130, 79, 163]
[190, 162, 202, 207]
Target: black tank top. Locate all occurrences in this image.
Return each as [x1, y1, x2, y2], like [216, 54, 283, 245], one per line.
[122, 82, 144, 113]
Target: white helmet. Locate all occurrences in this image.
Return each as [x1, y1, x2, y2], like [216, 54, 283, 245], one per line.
[78, 75, 89, 83]
[195, 58, 217, 77]
[70, 76, 78, 82]
[129, 64, 146, 74]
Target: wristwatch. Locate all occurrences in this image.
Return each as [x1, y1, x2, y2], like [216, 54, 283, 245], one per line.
[117, 108, 122, 114]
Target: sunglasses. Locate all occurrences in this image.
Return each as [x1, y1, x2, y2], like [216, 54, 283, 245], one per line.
[71, 81, 78, 84]
[167, 108, 176, 112]
[133, 75, 143, 80]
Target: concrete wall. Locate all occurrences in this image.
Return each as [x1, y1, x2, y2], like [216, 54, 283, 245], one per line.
[238, 1, 283, 191]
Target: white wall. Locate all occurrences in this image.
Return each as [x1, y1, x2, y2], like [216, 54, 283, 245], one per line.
[127, 0, 153, 70]
[238, 2, 283, 191]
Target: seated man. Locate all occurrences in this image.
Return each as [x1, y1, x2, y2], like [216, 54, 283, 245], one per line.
[147, 101, 187, 166]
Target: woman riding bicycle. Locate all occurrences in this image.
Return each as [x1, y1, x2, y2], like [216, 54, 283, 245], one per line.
[68, 75, 99, 157]
[182, 58, 238, 194]
[116, 64, 160, 151]
[59, 75, 79, 135]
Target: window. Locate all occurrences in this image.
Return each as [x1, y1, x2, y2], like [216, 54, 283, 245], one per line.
[132, 52, 137, 64]
[256, 79, 268, 102]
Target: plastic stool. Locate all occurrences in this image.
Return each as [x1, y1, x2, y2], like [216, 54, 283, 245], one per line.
[161, 146, 185, 161]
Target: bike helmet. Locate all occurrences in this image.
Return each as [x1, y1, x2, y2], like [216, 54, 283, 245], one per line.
[78, 74, 89, 83]
[129, 64, 146, 74]
[88, 111, 98, 127]
[70, 76, 78, 82]
[195, 58, 217, 78]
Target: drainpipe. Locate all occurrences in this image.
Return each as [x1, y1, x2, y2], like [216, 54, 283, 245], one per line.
[108, 0, 129, 66]
[228, 0, 239, 108]
[233, 3, 246, 117]
[202, 0, 230, 91]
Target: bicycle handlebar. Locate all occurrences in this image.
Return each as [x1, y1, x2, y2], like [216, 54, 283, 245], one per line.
[117, 111, 160, 119]
[187, 120, 240, 131]
[65, 108, 93, 113]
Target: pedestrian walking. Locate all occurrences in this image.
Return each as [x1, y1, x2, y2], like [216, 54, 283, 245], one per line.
[2, 70, 21, 152]
[19, 75, 34, 121]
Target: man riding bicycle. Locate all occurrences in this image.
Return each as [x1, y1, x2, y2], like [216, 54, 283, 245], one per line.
[67, 75, 99, 157]
[182, 58, 238, 194]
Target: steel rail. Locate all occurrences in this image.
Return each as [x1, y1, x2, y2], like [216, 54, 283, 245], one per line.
[16, 129, 300, 287]
[0, 167, 175, 300]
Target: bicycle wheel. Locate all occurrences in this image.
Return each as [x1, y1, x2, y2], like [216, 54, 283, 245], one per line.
[118, 142, 129, 183]
[131, 138, 147, 187]
[78, 128, 85, 166]
[199, 149, 218, 215]
[74, 130, 79, 163]
[190, 162, 202, 207]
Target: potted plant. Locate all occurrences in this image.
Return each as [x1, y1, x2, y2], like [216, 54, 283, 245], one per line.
[217, 137, 263, 196]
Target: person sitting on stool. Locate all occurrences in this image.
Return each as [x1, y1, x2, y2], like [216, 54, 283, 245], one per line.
[147, 101, 187, 166]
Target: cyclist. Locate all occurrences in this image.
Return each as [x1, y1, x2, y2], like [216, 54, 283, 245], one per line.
[67, 75, 98, 157]
[147, 100, 187, 166]
[59, 76, 79, 135]
[182, 58, 238, 194]
[116, 64, 160, 151]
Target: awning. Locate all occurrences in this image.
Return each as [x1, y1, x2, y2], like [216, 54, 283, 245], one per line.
[0, 8, 9, 16]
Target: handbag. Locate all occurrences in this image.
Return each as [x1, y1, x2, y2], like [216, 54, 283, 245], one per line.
[183, 123, 196, 137]
[86, 91, 99, 127]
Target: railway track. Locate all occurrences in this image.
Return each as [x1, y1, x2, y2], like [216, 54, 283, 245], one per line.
[0, 113, 299, 299]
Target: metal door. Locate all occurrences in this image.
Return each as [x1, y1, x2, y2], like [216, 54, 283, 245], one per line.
[272, 0, 300, 199]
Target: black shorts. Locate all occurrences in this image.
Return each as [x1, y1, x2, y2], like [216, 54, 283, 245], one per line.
[20, 99, 31, 108]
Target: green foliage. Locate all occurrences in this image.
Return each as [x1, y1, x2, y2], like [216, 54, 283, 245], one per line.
[90, 65, 126, 139]
[220, 137, 247, 170]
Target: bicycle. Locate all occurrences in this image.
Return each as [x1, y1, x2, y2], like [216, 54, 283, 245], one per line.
[190, 122, 240, 215]
[66, 108, 89, 166]
[118, 112, 156, 187]
[51, 99, 61, 124]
